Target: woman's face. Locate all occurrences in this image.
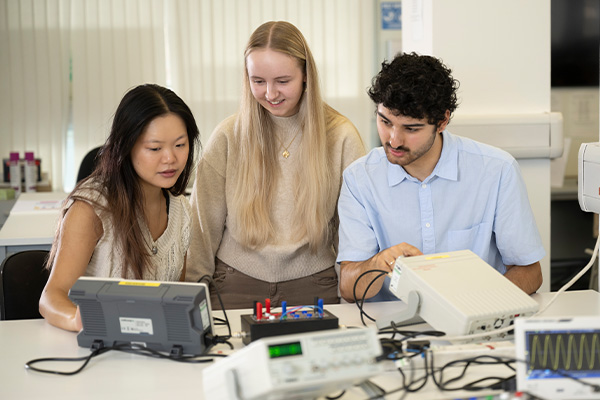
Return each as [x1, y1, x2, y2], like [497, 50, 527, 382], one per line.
[130, 113, 189, 193]
[246, 48, 306, 117]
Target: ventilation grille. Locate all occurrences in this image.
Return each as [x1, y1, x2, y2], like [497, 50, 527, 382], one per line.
[452, 287, 537, 317]
[79, 300, 107, 336]
[164, 305, 190, 342]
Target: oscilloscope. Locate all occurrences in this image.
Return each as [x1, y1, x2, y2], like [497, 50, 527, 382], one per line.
[515, 316, 600, 399]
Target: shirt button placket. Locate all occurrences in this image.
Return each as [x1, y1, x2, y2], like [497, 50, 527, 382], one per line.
[419, 182, 435, 253]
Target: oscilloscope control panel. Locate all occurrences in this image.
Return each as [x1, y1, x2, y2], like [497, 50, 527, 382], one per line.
[515, 316, 600, 399]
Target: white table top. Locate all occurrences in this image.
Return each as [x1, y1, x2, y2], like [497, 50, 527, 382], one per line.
[0, 290, 598, 399]
[7, 192, 66, 213]
[0, 192, 66, 246]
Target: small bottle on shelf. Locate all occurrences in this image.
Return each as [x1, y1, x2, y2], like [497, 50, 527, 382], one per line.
[9, 152, 21, 197]
[24, 151, 37, 193]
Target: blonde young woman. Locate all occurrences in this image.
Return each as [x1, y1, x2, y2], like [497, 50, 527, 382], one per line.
[187, 21, 365, 309]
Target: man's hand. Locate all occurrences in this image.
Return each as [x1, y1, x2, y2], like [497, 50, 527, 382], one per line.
[339, 242, 423, 302]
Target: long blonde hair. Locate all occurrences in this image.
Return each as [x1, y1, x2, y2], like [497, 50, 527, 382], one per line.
[233, 21, 343, 251]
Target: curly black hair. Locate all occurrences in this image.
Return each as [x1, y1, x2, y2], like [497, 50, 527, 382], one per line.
[368, 52, 459, 126]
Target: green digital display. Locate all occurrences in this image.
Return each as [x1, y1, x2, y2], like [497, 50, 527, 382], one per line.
[268, 341, 303, 358]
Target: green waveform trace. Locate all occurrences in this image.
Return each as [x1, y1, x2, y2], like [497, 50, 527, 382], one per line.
[528, 332, 600, 371]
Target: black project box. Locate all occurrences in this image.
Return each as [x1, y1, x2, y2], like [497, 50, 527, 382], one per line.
[240, 310, 339, 345]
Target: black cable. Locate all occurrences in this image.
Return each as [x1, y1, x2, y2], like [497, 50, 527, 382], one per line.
[377, 324, 444, 366]
[381, 351, 600, 396]
[351, 269, 388, 326]
[365, 374, 410, 400]
[112, 343, 227, 363]
[553, 369, 600, 392]
[378, 323, 445, 341]
[374, 352, 430, 399]
[366, 338, 434, 398]
[25, 346, 113, 376]
[199, 273, 232, 347]
[404, 349, 430, 392]
[324, 390, 346, 399]
[430, 353, 516, 392]
[359, 271, 390, 326]
[509, 357, 600, 393]
[374, 343, 600, 396]
[25, 343, 227, 376]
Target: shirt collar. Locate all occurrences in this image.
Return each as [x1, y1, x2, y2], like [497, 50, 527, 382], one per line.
[387, 130, 458, 186]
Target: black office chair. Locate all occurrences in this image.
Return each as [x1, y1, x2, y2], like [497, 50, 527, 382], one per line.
[0, 250, 50, 320]
[76, 146, 103, 183]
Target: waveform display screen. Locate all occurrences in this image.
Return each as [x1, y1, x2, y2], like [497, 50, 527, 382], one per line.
[526, 329, 600, 379]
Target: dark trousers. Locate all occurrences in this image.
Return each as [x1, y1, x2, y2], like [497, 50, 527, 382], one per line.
[209, 258, 340, 310]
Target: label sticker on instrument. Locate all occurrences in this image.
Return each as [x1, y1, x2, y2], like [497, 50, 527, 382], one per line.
[119, 317, 154, 335]
[425, 255, 450, 260]
[118, 281, 161, 287]
[389, 264, 402, 293]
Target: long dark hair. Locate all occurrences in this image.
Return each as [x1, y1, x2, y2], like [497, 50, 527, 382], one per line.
[48, 84, 200, 278]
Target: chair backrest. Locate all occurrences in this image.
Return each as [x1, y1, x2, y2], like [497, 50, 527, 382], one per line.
[77, 146, 102, 183]
[0, 250, 50, 320]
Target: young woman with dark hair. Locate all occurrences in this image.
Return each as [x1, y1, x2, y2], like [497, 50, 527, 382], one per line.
[40, 84, 200, 331]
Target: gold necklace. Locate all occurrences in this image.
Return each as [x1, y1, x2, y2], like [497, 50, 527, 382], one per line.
[276, 128, 301, 159]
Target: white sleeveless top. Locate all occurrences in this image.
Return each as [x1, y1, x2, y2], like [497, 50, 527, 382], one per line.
[68, 180, 191, 281]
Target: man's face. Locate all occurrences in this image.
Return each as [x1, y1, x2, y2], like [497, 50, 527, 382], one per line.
[376, 104, 441, 168]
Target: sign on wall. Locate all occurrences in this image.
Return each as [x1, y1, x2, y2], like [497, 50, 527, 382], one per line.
[381, 2, 402, 30]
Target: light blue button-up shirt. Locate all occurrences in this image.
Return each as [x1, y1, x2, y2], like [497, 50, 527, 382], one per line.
[337, 130, 546, 302]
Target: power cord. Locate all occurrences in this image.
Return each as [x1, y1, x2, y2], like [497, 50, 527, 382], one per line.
[368, 349, 600, 398]
[536, 233, 600, 316]
[351, 268, 388, 326]
[378, 321, 445, 341]
[430, 353, 516, 392]
[25, 342, 228, 376]
[198, 274, 232, 347]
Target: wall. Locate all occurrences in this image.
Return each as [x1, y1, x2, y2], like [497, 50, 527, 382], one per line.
[0, 0, 377, 192]
[402, 0, 553, 291]
[552, 87, 600, 178]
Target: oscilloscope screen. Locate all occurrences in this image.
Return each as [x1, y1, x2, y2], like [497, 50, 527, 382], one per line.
[526, 330, 600, 379]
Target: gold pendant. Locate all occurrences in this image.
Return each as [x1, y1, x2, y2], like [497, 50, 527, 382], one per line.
[282, 150, 290, 158]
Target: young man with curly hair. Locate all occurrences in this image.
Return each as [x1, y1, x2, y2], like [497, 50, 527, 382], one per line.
[337, 53, 545, 302]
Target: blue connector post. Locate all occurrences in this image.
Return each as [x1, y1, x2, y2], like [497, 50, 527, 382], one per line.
[318, 298, 324, 316]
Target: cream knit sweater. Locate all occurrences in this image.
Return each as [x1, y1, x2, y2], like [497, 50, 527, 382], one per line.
[186, 112, 365, 283]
